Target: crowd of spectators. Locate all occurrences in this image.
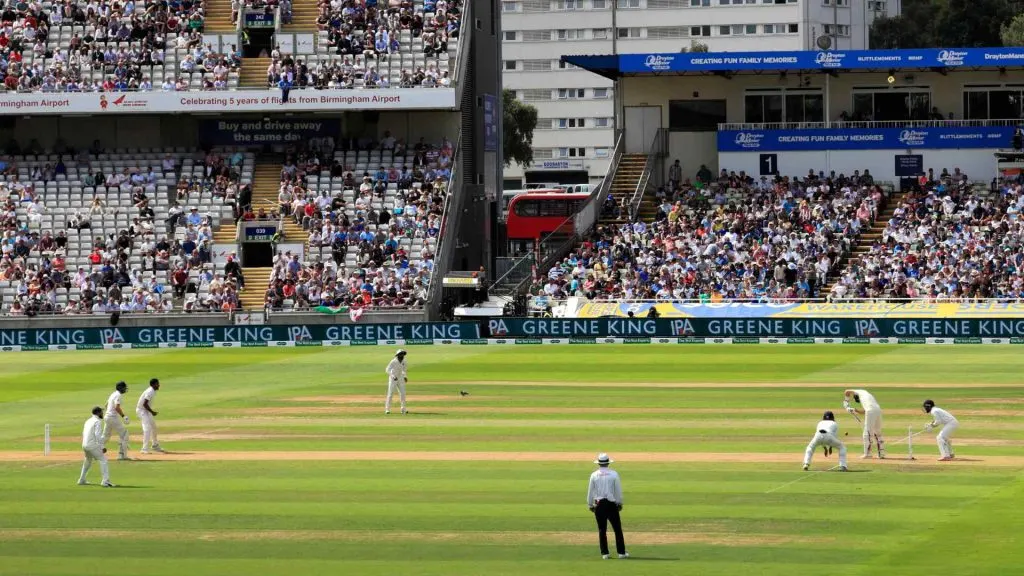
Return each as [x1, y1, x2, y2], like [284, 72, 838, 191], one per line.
[537, 169, 886, 301]
[263, 0, 460, 89]
[261, 136, 452, 310]
[1, 143, 247, 315]
[829, 171, 1024, 300]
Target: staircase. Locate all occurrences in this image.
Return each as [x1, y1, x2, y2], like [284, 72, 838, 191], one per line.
[282, 1, 318, 32]
[599, 154, 652, 226]
[212, 224, 237, 245]
[252, 160, 307, 249]
[204, 0, 237, 33]
[238, 267, 273, 310]
[822, 189, 908, 294]
[239, 57, 271, 89]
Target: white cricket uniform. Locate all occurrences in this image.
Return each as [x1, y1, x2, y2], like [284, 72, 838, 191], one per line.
[850, 389, 884, 456]
[103, 390, 129, 458]
[136, 387, 160, 451]
[929, 407, 959, 458]
[385, 357, 407, 413]
[78, 415, 110, 485]
[803, 419, 847, 468]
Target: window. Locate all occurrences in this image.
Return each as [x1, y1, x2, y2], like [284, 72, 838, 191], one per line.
[669, 99, 726, 131]
[719, 26, 730, 35]
[617, 27, 641, 38]
[504, 61, 517, 71]
[824, 24, 850, 37]
[745, 24, 757, 34]
[617, 0, 640, 7]
[852, 88, 932, 121]
[557, 147, 587, 158]
[963, 88, 1024, 120]
[558, 60, 578, 69]
[593, 87, 610, 98]
[593, 28, 608, 39]
[556, 29, 580, 40]
[823, 0, 850, 5]
[592, 0, 607, 7]
[504, 31, 518, 41]
[745, 93, 783, 124]
[558, 88, 586, 99]
[595, 147, 610, 158]
[554, 0, 579, 9]
[524, 60, 553, 71]
[690, 0, 710, 5]
[788, 23, 799, 34]
[502, 1, 521, 11]
[557, 118, 586, 128]
[595, 117, 611, 127]
[690, 25, 711, 36]
[763, 24, 774, 34]
[785, 93, 824, 123]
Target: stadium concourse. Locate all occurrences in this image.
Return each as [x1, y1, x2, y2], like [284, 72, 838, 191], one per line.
[539, 169, 1024, 302]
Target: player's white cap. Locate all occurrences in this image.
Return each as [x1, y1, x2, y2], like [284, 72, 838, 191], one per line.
[395, 349, 407, 356]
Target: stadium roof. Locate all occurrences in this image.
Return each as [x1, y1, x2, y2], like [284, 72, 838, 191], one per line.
[562, 48, 1024, 79]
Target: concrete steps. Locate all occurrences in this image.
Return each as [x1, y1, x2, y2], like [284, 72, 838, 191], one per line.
[599, 154, 650, 227]
[240, 57, 271, 89]
[238, 267, 272, 309]
[281, 2, 318, 32]
[204, 0, 237, 33]
[822, 190, 908, 293]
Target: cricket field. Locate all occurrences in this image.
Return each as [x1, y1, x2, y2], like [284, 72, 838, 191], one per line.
[0, 345, 1021, 576]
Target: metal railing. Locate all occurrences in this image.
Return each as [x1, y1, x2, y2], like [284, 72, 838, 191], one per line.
[424, 133, 463, 316]
[451, 0, 471, 106]
[719, 118, 1024, 131]
[491, 132, 625, 297]
[627, 128, 666, 222]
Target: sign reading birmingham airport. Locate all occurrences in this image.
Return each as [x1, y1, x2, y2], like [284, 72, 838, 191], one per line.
[0, 89, 456, 115]
[718, 126, 1019, 152]
[614, 47, 1024, 74]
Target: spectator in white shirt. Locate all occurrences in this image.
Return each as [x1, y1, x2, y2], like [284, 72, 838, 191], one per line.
[923, 400, 959, 461]
[586, 453, 628, 560]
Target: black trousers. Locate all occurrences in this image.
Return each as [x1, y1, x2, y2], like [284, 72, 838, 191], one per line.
[593, 499, 626, 555]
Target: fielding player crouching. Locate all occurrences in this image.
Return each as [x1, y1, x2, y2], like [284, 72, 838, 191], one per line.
[803, 411, 848, 472]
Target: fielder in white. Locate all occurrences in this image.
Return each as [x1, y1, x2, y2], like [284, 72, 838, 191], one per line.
[802, 411, 848, 471]
[78, 406, 115, 487]
[102, 381, 130, 460]
[136, 378, 164, 453]
[923, 399, 959, 461]
[385, 349, 408, 415]
[844, 388, 885, 458]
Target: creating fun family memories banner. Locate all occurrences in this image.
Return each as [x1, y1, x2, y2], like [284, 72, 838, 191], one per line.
[0, 322, 480, 350]
[718, 126, 1017, 152]
[487, 317, 1024, 339]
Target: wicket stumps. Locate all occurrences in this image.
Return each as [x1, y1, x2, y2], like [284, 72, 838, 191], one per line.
[44, 424, 51, 456]
[907, 424, 915, 460]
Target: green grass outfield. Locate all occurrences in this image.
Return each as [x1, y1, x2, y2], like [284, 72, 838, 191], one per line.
[0, 346, 1021, 576]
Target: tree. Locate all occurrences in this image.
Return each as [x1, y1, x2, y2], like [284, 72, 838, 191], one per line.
[679, 41, 709, 53]
[503, 88, 537, 168]
[1002, 13, 1024, 46]
[871, 0, 1020, 48]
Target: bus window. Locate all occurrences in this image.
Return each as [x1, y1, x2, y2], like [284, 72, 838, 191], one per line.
[514, 200, 539, 217]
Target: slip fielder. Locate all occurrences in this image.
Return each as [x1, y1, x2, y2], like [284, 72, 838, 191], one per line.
[844, 388, 885, 458]
[78, 406, 115, 487]
[802, 411, 848, 471]
[137, 378, 164, 453]
[102, 381, 130, 460]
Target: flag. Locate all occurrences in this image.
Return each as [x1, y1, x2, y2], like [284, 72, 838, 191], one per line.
[314, 305, 349, 315]
[349, 307, 365, 322]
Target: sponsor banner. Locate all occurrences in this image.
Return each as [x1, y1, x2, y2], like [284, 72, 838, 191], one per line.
[488, 339, 515, 345]
[842, 337, 871, 344]
[406, 339, 436, 345]
[0, 323, 479, 347]
[489, 317, 1024, 338]
[0, 345, 21, 352]
[0, 89, 456, 116]
[272, 341, 296, 347]
[569, 338, 598, 345]
[459, 339, 487, 345]
[677, 337, 706, 344]
[574, 301, 1024, 319]
[614, 48, 1024, 74]
[515, 338, 543, 345]
[623, 337, 651, 344]
[200, 119, 341, 147]
[719, 127, 1015, 152]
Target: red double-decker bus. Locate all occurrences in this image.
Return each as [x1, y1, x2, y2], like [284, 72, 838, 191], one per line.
[504, 191, 590, 255]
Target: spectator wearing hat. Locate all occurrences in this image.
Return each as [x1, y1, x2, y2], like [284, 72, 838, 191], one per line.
[587, 453, 628, 560]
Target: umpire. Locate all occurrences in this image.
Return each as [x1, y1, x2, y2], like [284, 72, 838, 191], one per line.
[586, 453, 629, 559]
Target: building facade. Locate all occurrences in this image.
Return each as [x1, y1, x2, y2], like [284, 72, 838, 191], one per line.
[500, 0, 901, 187]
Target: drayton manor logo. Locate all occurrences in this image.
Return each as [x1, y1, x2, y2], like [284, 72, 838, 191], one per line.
[898, 129, 928, 147]
[937, 50, 968, 66]
[734, 132, 764, 149]
[814, 51, 846, 67]
[644, 55, 675, 71]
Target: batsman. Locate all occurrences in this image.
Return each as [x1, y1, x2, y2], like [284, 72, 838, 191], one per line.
[843, 388, 885, 458]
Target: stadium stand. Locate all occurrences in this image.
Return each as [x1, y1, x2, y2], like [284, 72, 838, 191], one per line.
[538, 171, 891, 301]
[1, 146, 249, 315]
[259, 136, 452, 310]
